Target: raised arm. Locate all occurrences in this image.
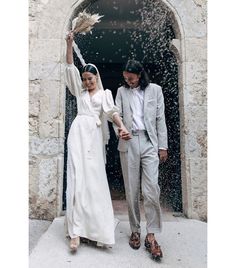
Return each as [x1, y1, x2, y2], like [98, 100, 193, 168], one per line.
[66, 31, 74, 64]
[64, 31, 82, 97]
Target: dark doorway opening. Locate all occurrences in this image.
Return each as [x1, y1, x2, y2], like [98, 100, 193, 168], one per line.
[63, 0, 182, 212]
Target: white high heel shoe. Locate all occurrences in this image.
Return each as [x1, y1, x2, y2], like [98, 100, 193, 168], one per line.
[70, 236, 80, 252]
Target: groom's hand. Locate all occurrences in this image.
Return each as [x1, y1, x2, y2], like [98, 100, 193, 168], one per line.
[159, 149, 168, 162]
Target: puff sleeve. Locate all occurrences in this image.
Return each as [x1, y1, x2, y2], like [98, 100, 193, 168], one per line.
[102, 89, 119, 122]
[64, 63, 83, 98]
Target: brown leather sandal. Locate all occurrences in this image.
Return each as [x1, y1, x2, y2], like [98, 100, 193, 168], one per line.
[145, 235, 163, 261]
[129, 232, 141, 250]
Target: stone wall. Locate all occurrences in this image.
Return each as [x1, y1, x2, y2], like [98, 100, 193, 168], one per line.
[29, 0, 71, 219]
[29, 0, 207, 220]
[168, 0, 207, 220]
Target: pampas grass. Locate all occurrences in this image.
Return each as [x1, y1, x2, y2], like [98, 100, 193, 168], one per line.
[72, 11, 103, 35]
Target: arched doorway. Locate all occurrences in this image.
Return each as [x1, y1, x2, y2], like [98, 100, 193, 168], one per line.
[63, 0, 182, 212]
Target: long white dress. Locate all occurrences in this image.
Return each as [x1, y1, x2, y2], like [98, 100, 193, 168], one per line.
[64, 63, 118, 245]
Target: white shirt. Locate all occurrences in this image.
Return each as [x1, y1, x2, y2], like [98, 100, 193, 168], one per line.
[130, 86, 146, 131]
[130, 86, 167, 150]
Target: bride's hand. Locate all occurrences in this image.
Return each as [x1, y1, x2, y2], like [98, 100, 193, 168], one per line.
[118, 126, 132, 140]
[66, 30, 74, 46]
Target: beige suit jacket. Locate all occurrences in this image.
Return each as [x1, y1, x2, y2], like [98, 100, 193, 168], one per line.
[115, 83, 168, 152]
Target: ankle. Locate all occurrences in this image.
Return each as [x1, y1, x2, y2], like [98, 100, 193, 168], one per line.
[72, 236, 80, 240]
[70, 236, 80, 245]
[147, 233, 155, 241]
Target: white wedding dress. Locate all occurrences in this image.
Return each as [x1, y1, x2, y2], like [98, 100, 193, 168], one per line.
[64, 63, 118, 245]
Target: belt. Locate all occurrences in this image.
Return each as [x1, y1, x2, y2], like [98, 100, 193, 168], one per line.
[131, 130, 148, 136]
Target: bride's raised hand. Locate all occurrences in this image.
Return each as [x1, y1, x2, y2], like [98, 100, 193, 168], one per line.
[66, 30, 74, 46]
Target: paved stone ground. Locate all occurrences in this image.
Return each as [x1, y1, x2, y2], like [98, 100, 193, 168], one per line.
[29, 200, 181, 254]
[29, 216, 207, 268]
[29, 219, 52, 254]
[29, 201, 206, 268]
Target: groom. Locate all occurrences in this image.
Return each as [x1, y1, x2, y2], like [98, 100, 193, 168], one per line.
[116, 60, 168, 261]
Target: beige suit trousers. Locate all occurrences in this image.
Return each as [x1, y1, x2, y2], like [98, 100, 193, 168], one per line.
[120, 131, 162, 234]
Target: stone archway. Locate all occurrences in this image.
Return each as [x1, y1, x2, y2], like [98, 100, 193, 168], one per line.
[29, 0, 207, 221]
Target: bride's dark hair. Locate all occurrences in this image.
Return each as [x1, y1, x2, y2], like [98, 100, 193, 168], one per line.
[123, 60, 150, 90]
[82, 64, 97, 75]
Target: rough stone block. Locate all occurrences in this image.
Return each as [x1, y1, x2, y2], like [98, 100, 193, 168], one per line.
[29, 61, 61, 81]
[190, 158, 207, 221]
[55, 155, 64, 216]
[39, 120, 62, 138]
[39, 80, 61, 118]
[29, 195, 57, 220]
[38, 158, 58, 202]
[192, 0, 207, 7]
[180, 156, 192, 217]
[183, 83, 207, 106]
[29, 116, 39, 136]
[38, 80, 63, 137]
[169, 0, 207, 38]
[29, 1, 44, 19]
[29, 81, 40, 117]
[185, 38, 207, 62]
[29, 155, 40, 196]
[29, 137, 64, 155]
[29, 39, 61, 62]
[184, 105, 207, 158]
[38, 13, 68, 39]
[29, 20, 39, 38]
[29, 154, 64, 220]
[185, 61, 207, 85]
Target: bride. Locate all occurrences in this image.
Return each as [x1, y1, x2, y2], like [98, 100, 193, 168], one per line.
[64, 31, 130, 252]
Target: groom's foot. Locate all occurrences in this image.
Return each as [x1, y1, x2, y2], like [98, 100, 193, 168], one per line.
[145, 233, 163, 261]
[129, 232, 141, 250]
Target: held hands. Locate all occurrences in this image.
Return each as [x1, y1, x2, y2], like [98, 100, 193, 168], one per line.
[159, 149, 168, 162]
[118, 126, 132, 140]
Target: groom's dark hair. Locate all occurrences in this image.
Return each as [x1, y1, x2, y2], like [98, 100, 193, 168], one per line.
[123, 60, 150, 90]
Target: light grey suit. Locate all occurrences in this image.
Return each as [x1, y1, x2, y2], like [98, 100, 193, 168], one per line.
[115, 83, 168, 234]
